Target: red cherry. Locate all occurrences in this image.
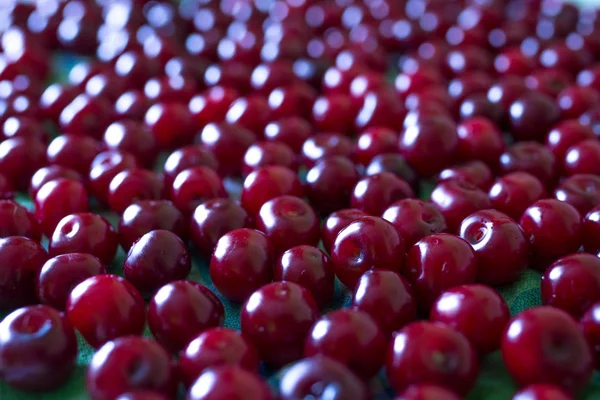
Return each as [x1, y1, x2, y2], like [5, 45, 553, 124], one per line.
[242, 141, 296, 176]
[354, 89, 406, 132]
[499, 141, 557, 187]
[365, 153, 419, 190]
[556, 86, 600, 119]
[197, 122, 256, 176]
[88, 150, 140, 205]
[0, 200, 39, 241]
[312, 94, 354, 135]
[39, 83, 78, 122]
[563, 139, 600, 176]
[225, 95, 271, 138]
[114, 90, 150, 121]
[305, 156, 358, 215]
[331, 216, 406, 290]
[29, 165, 83, 200]
[241, 165, 304, 217]
[162, 145, 219, 189]
[148, 280, 224, 353]
[144, 102, 194, 150]
[486, 76, 528, 114]
[430, 180, 491, 234]
[241, 281, 318, 367]
[456, 117, 504, 166]
[386, 321, 479, 395]
[47, 134, 104, 177]
[502, 307, 592, 391]
[545, 120, 595, 163]
[170, 167, 227, 215]
[488, 172, 547, 221]
[267, 83, 316, 120]
[179, 328, 260, 387]
[0, 305, 77, 392]
[393, 384, 462, 400]
[0, 137, 47, 191]
[350, 172, 415, 216]
[187, 366, 274, 400]
[189, 86, 239, 128]
[583, 204, 600, 254]
[382, 199, 447, 248]
[509, 92, 561, 141]
[405, 233, 478, 310]
[301, 133, 353, 168]
[108, 169, 164, 214]
[66, 274, 146, 348]
[86, 336, 176, 400]
[321, 208, 368, 253]
[438, 160, 494, 191]
[103, 120, 158, 168]
[554, 174, 600, 215]
[581, 301, 600, 369]
[35, 178, 89, 237]
[512, 384, 575, 400]
[264, 117, 312, 154]
[209, 228, 273, 303]
[59, 94, 112, 139]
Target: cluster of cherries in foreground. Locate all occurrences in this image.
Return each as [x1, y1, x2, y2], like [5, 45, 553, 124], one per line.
[2, 0, 600, 399]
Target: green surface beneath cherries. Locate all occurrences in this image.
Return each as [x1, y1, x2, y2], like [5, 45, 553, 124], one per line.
[2, 54, 600, 400]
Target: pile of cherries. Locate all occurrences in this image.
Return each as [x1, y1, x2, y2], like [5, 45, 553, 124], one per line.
[1, 0, 600, 399]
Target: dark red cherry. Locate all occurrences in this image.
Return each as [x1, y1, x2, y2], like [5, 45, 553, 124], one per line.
[394, 385, 462, 400]
[143, 75, 197, 104]
[114, 90, 150, 121]
[209, 228, 273, 303]
[382, 199, 447, 248]
[37, 253, 106, 310]
[162, 145, 219, 189]
[460, 209, 529, 286]
[520, 199, 583, 271]
[331, 216, 406, 290]
[0, 305, 77, 392]
[170, 167, 227, 215]
[89, 150, 140, 205]
[486, 76, 528, 115]
[197, 122, 256, 177]
[459, 93, 503, 123]
[189, 86, 239, 128]
[311, 94, 354, 135]
[321, 208, 368, 253]
[354, 89, 406, 132]
[386, 321, 478, 395]
[581, 301, 600, 370]
[268, 83, 317, 120]
[563, 139, 600, 176]
[108, 169, 164, 214]
[405, 234, 478, 310]
[242, 141, 296, 176]
[525, 68, 572, 98]
[302, 133, 353, 169]
[29, 166, 82, 200]
[0, 137, 47, 191]
[431, 284, 510, 355]
[241, 281, 318, 367]
[47, 134, 104, 177]
[0, 200, 39, 241]
[350, 172, 414, 216]
[66, 274, 146, 348]
[49, 212, 118, 266]
[144, 102, 195, 150]
[509, 92, 561, 141]
[456, 117, 504, 166]
[104, 120, 158, 168]
[365, 153, 419, 191]
[2, 116, 47, 142]
[241, 166, 304, 217]
[545, 120, 595, 163]
[438, 161, 494, 191]
[583, 205, 600, 255]
[556, 86, 600, 120]
[86, 336, 176, 400]
[554, 174, 600, 215]
[512, 385, 575, 400]
[35, 178, 89, 237]
[305, 156, 359, 215]
[187, 366, 274, 400]
[39, 83, 78, 122]
[488, 172, 547, 221]
[499, 142, 557, 187]
[59, 94, 112, 139]
[430, 180, 491, 234]
[264, 117, 312, 154]
[148, 280, 224, 353]
[225, 95, 271, 138]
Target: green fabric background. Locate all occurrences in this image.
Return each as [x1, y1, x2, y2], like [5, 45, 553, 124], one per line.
[2, 40, 600, 399]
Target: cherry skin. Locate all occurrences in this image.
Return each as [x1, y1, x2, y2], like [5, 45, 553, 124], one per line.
[556, 86, 600, 120]
[88, 150, 140, 205]
[331, 216, 406, 290]
[438, 160, 494, 191]
[405, 233, 478, 310]
[508, 92, 561, 141]
[66, 274, 146, 348]
[267, 83, 317, 120]
[580, 301, 600, 369]
[47, 134, 104, 176]
[241, 281, 319, 367]
[148, 280, 224, 353]
[108, 169, 164, 214]
[103, 120, 158, 168]
[350, 172, 415, 217]
[0, 200, 39, 241]
[264, 117, 312, 154]
[209, 228, 273, 303]
[0, 305, 77, 392]
[488, 172, 547, 221]
[179, 328, 260, 387]
[525, 68, 572, 99]
[241, 165, 304, 217]
[37, 253, 106, 310]
[274, 245, 334, 308]
[86, 336, 177, 400]
[118, 200, 186, 251]
[393, 384, 462, 400]
[501, 306, 592, 392]
[456, 117, 505, 166]
[512, 384, 574, 400]
[123, 230, 191, 296]
[365, 153, 419, 191]
[279, 356, 369, 400]
[197, 122, 256, 177]
[116, 393, 171, 400]
[189, 86, 239, 128]
[49, 212, 118, 266]
[545, 120, 595, 163]
[305, 308, 387, 378]
[170, 166, 227, 215]
[162, 145, 219, 189]
[563, 139, 600, 176]
[144, 102, 195, 150]
[430, 180, 491, 234]
[459, 209, 529, 286]
[554, 174, 600, 215]
[382, 199, 447, 248]
[59, 94, 112, 139]
[0, 137, 47, 191]
[114, 90, 150, 121]
[541, 253, 600, 318]
[386, 321, 479, 396]
[583, 205, 600, 254]
[431, 284, 510, 355]
[187, 366, 274, 400]
[321, 208, 368, 253]
[29, 165, 83, 200]
[39, 83, 78, 123]
[499, 141, 557, 187]
[301, 133, 353, 168]
[305, 156, 359, 215]
[312, 94, 354, 135]
[242, 141, 296, 176]
[225, 95, 271, 138]
[256, 195, 320, 256]
[520, 199, 583, 271]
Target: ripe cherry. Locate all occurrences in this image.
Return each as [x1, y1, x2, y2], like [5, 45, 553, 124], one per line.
[430, 180, 491, 234]
[581, 301, 600, 369]
[88, 150, 140, 205]
[508, 92, 560, 141]
[29, 165, 82, 200]
[350, 172, 415, 216]
[108, 169, 164, 214]
[0, 200, 39, 241]
[321, 208, 368, 253]
[305, 156, 359, 215]
[563, 139, 600, 176]
[187, 366, 274, 400]
[382, 199, 447, 248]
[162, 145, 219, 189]
[488, 172, 547, 221]
[394, 385, 462, 400]
[197, 122, 256, 177]
[35, 178, 89, 237]
[512, 385, 574, 400]
[0, 137, 47, 191]
[554, 174, 600, 215]
[170, 166, 227, 215]
[241, 165, 304, 217]
[103, 120, 158, 168]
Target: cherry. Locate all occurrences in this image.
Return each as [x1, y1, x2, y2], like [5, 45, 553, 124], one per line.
[209, 228, 273, 303]
[86, 336, 176, 400]
[382, 199, 447, 248]
[123, 230, 191, 296]
[108, 169, 164, 214]
[512, 384, 575, 400]
[187, 366, 274, 400]
[365, 153, 419, 190]
[39, 83, 78, 122]
[508, 92, 561, 141]
[556, 86, 600, 119]
[459, 209, 529, 286]
[0, 200, 39, 241]
[59, 94, 112, 139]
[545, 120, 595, 163]
[66, 274, 145, 348]
[242, 141, 296, 176]
[459, 93, 503, 123]
[179, 328, 259, 387]
[189, 86, 239, 128]
[321, 208, 368, 253]
[438, 160, 494, 191]
[581, 301, 600, 369]
[37, 253, 106, 310]
[583, 204, 600, 254]
[103, 120, 158, 168]
[494, 48, 535, 76]
[274, 245, 334, 308]
[144, 102, 195, 150]
[398, 116, 458, 178]
[0, 305, 77, 392]
[331, 216, 406, 290]
[0, 137, 47, 191]
[116, 393, 171, 400]
[456, 117, 504, 166]
[525, 68, 572, 99]
[241, 165, 304, 217]
[447, 72, 493, 111]
[267, 83, 317, 120]
[394, 66, 443, 99]
[301, 133, 353, 168]
[311, 94, 354, 135]
[501, 306, 592, 391]
[486, 76, 528, 115]
[2, 116, 47, 142]
[354, 89, 406, 132]
[197, 122, 256, 176]
[170, 166, 227, 215]
[225, 95, 271, 138]
[114, 90, 150, 121]
[162, 145, 219, 189]
[430, 180, 491, 234]
[114, 50, 160, 90]
[144, 75, 197, 104]
[554, 174, 600, 215]
[499, 141, 557, 187]
[393, 384, 462, 400]
[203, 62, 252, 93]
[49, 212, 118, 266]
[520, 199, 583, 271]
[488, 172, 547, 221]
[278, 356, 368, 400]
[264, 117, 312, 154]
[386, 321, 478, 395]
[563, 139, 600, 176]
[89, 150, 140, 204]
[405, 234, 478, 310]
[350, 172, 415, 216]
[304, 156, 358, 215]
[241, 281, 318, 367]
[47, 134, 104, 177]
[148, 280, 224, 353]
[35, 178, 89, 237]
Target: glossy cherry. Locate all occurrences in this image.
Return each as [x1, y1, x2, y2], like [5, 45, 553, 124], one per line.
[305, 156, 359, 215]
[162, 145, 219, 189]
[556, 86, 600, 120]
[35, 178, 89, 237]
[393, 384, 462, 400]
[456, 117, 504, 166]
[103, 120, 158, 168]
[241, 281, 319, 367]
[580, 301, 600, 369]
[144, 102, 195, 150]
[0, 305, 77, 392]
[488, 172, 547, 221]
[301, 133, 353, 168]
[170, 166, 227, 215]
[29, 165, 83, 200]
[554, 174, 600, 215]
[189, 86, 239, 128]
[438, 160, 494, 191]
[583, 204, 600, 254]
[66, 274, 146, 348]
[545, 120, 595, 163]
[0, 200, 39, 241]
[59, 94, 112, 139]
[430, 180, 491, 234]
[0, 137, 47, 191]
[263, 117, 312, 154]
[365, 153, 419, 191]
[241, 165, 304, 217]
[242, 141, 296, 176]
[197, 122, 256, 177]
[512, 384, 575, 400]
[563, 139, 600, 176]
[108, 169, 164, 214]
[508, 92, 560, 141]
[114, 90, 151, 121]
[382, 199, 447, 248]
[350, 172, 415, 216]
[499, 141, 557, 186]
[187, 366, 274, 400]
[321, 208, 368, 253]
